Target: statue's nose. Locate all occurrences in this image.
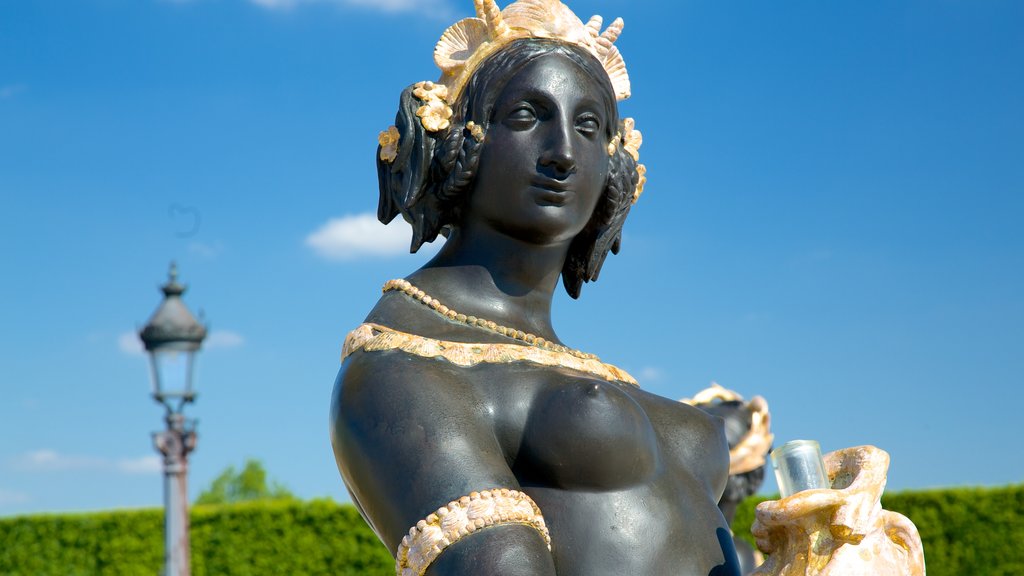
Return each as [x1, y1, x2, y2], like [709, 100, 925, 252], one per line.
[539, 122, 577, 178]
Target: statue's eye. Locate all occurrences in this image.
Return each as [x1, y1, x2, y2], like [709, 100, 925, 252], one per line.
[505, 104, 538, 127]
[576, 113, 600, 136]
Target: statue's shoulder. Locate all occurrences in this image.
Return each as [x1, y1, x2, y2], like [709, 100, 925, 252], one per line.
[334, 290, 494, 430]
[330, 313, 523, 555]
[337, 325, 477, 412]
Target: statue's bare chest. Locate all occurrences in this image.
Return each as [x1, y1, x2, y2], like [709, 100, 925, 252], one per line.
[481, 366, 664, 491]
[474, 365, 736, 574]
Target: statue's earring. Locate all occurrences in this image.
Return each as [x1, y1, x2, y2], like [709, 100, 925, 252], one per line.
[465, 121, 485, 142]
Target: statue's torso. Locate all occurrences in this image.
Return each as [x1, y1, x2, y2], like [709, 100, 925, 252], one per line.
[337, 343, 737, 575]
[472, 363, 736, 575]
[333, 294, 739, 575]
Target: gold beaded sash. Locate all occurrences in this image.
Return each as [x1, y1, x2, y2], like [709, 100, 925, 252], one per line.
[342, 323, 638, 386]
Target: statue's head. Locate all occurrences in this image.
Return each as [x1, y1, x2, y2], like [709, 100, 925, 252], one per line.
[683, 384, 775, 504]
[376, 0, 646, 298]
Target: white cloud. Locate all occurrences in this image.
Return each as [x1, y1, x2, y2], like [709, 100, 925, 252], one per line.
[248, 0, 298, 8]
[0, 489, 30, 506]
[637, 367, 663, 382]
[15, 450, 105, 472]
[306, 212, 414, 261]
[116, 455, 163, 474]
[247, 0, 429, 12]
[118, 332, 145, 356]
[205, 330, 244, 350]
[0, 84, 27, 100]
[188, 240, 224, 259]
[12, 450, 161, 475]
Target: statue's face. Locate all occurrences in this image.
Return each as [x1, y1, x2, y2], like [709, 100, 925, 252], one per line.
[464, 52, 611, 245]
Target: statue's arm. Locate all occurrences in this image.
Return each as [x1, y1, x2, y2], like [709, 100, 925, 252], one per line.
[330, 352, 557, 576]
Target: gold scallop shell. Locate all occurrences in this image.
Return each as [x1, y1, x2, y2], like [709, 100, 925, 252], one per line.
[427, 0, 632, 104]
[603, 47, 630, 101]
[503, 0, 591, 47]
[584, 15, 602, 40]
[434, 18, 490, 73]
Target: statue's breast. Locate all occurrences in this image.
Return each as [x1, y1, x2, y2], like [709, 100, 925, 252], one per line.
[513, 377, 661, 490]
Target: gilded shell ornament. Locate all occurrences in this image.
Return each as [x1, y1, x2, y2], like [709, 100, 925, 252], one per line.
[621, 117, 642, 162]
[430, 0, 632, 104]
[634, 164, 647, 204]
[378, 125, 400, 163]
[416, 100, 452, 132]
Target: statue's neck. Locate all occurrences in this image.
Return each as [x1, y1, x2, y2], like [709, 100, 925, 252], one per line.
[411, 224, 570, 342]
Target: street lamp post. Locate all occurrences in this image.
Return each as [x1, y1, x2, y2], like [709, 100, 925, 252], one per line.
[139, 263, 207, 576]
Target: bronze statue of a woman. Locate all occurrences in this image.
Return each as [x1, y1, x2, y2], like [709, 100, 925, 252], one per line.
[330, 1, 741, 574]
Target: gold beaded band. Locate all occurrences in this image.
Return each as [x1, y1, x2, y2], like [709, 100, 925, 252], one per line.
[342, 323, 638, 385]
[395, 488, 551, 576]
[383, 279, 598, 361]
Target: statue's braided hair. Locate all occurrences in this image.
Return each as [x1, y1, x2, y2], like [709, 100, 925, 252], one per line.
[434, 124, 485, 225]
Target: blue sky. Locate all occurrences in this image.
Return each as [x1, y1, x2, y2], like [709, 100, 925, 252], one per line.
[1, 0, 1022, 516]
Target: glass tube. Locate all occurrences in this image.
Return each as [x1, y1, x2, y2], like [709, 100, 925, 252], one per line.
[771, 440, 830, 498]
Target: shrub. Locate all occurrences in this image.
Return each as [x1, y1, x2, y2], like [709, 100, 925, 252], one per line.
[0, 500, 391, 576]
[1, 485, 1020, 576]
[730, 484, 1024, 576]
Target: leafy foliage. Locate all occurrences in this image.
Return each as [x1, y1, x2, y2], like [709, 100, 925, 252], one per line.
[880, 485, 1024, 576]
[194, 459, 296, 506]
[0, 500, 392, 576]
[0, 484, 1020, 576]
[0, 508, 163, 576]
[190, 500, 392, 576]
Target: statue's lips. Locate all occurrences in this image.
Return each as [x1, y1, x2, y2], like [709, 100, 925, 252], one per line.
[531, 179, 573, 206]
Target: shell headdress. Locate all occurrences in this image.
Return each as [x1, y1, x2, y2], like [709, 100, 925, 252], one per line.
[378, 0, 646, 203]
[434, 0, 630, 104]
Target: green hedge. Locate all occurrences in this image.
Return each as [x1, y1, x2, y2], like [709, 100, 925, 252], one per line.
[882, 485, 1024, 576]
[0, 500, 392, 576]
[732, 484, 1024, 576]
[1, 485, 1021, 575]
